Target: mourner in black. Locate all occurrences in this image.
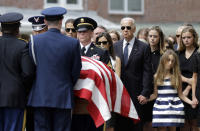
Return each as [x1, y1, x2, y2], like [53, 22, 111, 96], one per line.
[114, 17, 153, 131]
[0, 12, 35, 131]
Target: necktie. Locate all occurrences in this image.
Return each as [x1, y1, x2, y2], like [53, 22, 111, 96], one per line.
[124, 43, 129, 65]
[81, 47, 86, 56]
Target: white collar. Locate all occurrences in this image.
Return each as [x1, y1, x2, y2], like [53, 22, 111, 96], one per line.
[123, 37, 135, 47]
[80, 43, 92, 52]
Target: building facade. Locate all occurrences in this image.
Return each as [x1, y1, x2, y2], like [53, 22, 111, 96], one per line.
[1, 0, 200, 35]
[1, 0, 200, 23]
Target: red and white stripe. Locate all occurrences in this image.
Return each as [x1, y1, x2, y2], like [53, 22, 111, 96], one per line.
[74, 56, 139, 127]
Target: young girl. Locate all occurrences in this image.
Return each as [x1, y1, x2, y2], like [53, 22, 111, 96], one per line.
[148, 25, 165, 74]
[143, 25, 165, 131]
[149, 49, 194, 131]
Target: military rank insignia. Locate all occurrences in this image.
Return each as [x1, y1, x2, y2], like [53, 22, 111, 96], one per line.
[80, 18, 84, 23]
[91, 54, 100, 61]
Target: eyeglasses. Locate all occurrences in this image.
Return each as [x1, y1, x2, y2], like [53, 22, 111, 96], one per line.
[121, 26, 131, 30]
[96, 41, 108, 45]
[176, 35, 180, 38]
[65, 28, 76, 33]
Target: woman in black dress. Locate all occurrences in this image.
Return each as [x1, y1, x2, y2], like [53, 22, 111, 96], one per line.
[144, 26, 165, 131]
[178, 26, 199, 131]
[192, 47, 200, 131]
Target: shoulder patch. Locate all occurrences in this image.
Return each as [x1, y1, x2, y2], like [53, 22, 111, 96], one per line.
[18, 38, 28, 43]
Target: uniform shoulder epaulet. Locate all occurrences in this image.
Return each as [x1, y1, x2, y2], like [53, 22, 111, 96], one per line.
[18, 38, 28, 43]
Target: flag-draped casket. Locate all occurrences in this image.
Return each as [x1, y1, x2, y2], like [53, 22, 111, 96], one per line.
[74, 56, 139, 127]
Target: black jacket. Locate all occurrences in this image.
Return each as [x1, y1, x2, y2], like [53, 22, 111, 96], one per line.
[83, 43, 110, 64]
[114, 38, 153, 119]
[0, 34, 35, 108]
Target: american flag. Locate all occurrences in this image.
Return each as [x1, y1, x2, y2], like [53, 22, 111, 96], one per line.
[74, 56, 139, 127]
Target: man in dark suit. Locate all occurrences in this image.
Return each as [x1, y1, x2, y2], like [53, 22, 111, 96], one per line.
[71, 17, 110, 131]
[0, 12, 35, 131]
[27, 7, 82, 131]
[114, 17, 153, 131]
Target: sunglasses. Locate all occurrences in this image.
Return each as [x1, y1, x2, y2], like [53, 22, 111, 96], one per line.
[176, 35, 180, 38]
[96, 41, 108, 45]
[65, 28, 76, 33]
[121, 26, 131, 30]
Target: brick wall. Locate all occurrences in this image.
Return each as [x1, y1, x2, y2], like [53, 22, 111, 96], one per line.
[1, 0, 200, 23]
[94, 0, 200, 23]
[87, 0, 98, 11]
[0, 0, 43, 9]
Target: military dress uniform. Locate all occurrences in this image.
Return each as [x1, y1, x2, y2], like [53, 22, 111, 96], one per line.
[27, 7, 82, 131]
[26, 15, 47, 131]
[71, 17, 110, 131]
[0, 13, 35, 131]
[74, 17, 110, 64]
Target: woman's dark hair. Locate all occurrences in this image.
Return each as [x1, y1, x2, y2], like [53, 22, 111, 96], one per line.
[168, 35, 176, 45]
[164, 38, 174, 51]
[96, 32, 116, 60]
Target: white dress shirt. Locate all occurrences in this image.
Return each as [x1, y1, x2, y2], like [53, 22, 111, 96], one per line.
[122, 37, 135, 59]
[80, 43, 91, 54]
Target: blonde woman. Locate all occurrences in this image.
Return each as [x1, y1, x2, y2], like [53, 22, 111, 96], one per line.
[178, 27, 199, 131]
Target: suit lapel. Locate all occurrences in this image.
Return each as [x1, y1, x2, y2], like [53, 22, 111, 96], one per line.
[118, 41, 124, 61]
[86, 43, 95, 57]
[126, 39, 139, 67]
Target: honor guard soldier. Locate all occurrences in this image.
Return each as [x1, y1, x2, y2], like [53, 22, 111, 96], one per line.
[27, 7, 82, 131]
[71, 17, 110, 131]
[27, 16, 48, 131]
[0, 12, 35, 131]
[74, 17, 110, 64]
[26, 16, 47, 131]
[28, 16, 47, 35]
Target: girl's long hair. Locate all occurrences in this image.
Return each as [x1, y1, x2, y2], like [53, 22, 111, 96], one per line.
[178, 26, 199, 52]
[147, 26, 165, 55]
[154, 49, 181, 88]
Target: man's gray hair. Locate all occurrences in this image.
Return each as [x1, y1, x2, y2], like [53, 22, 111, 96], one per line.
[120, 17, 135, 26]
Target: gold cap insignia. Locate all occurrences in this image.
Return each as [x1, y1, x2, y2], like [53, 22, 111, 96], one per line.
[80, 18, 84, 23]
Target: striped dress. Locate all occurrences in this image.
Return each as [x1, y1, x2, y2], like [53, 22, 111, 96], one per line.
[152, 79, 185, 127]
